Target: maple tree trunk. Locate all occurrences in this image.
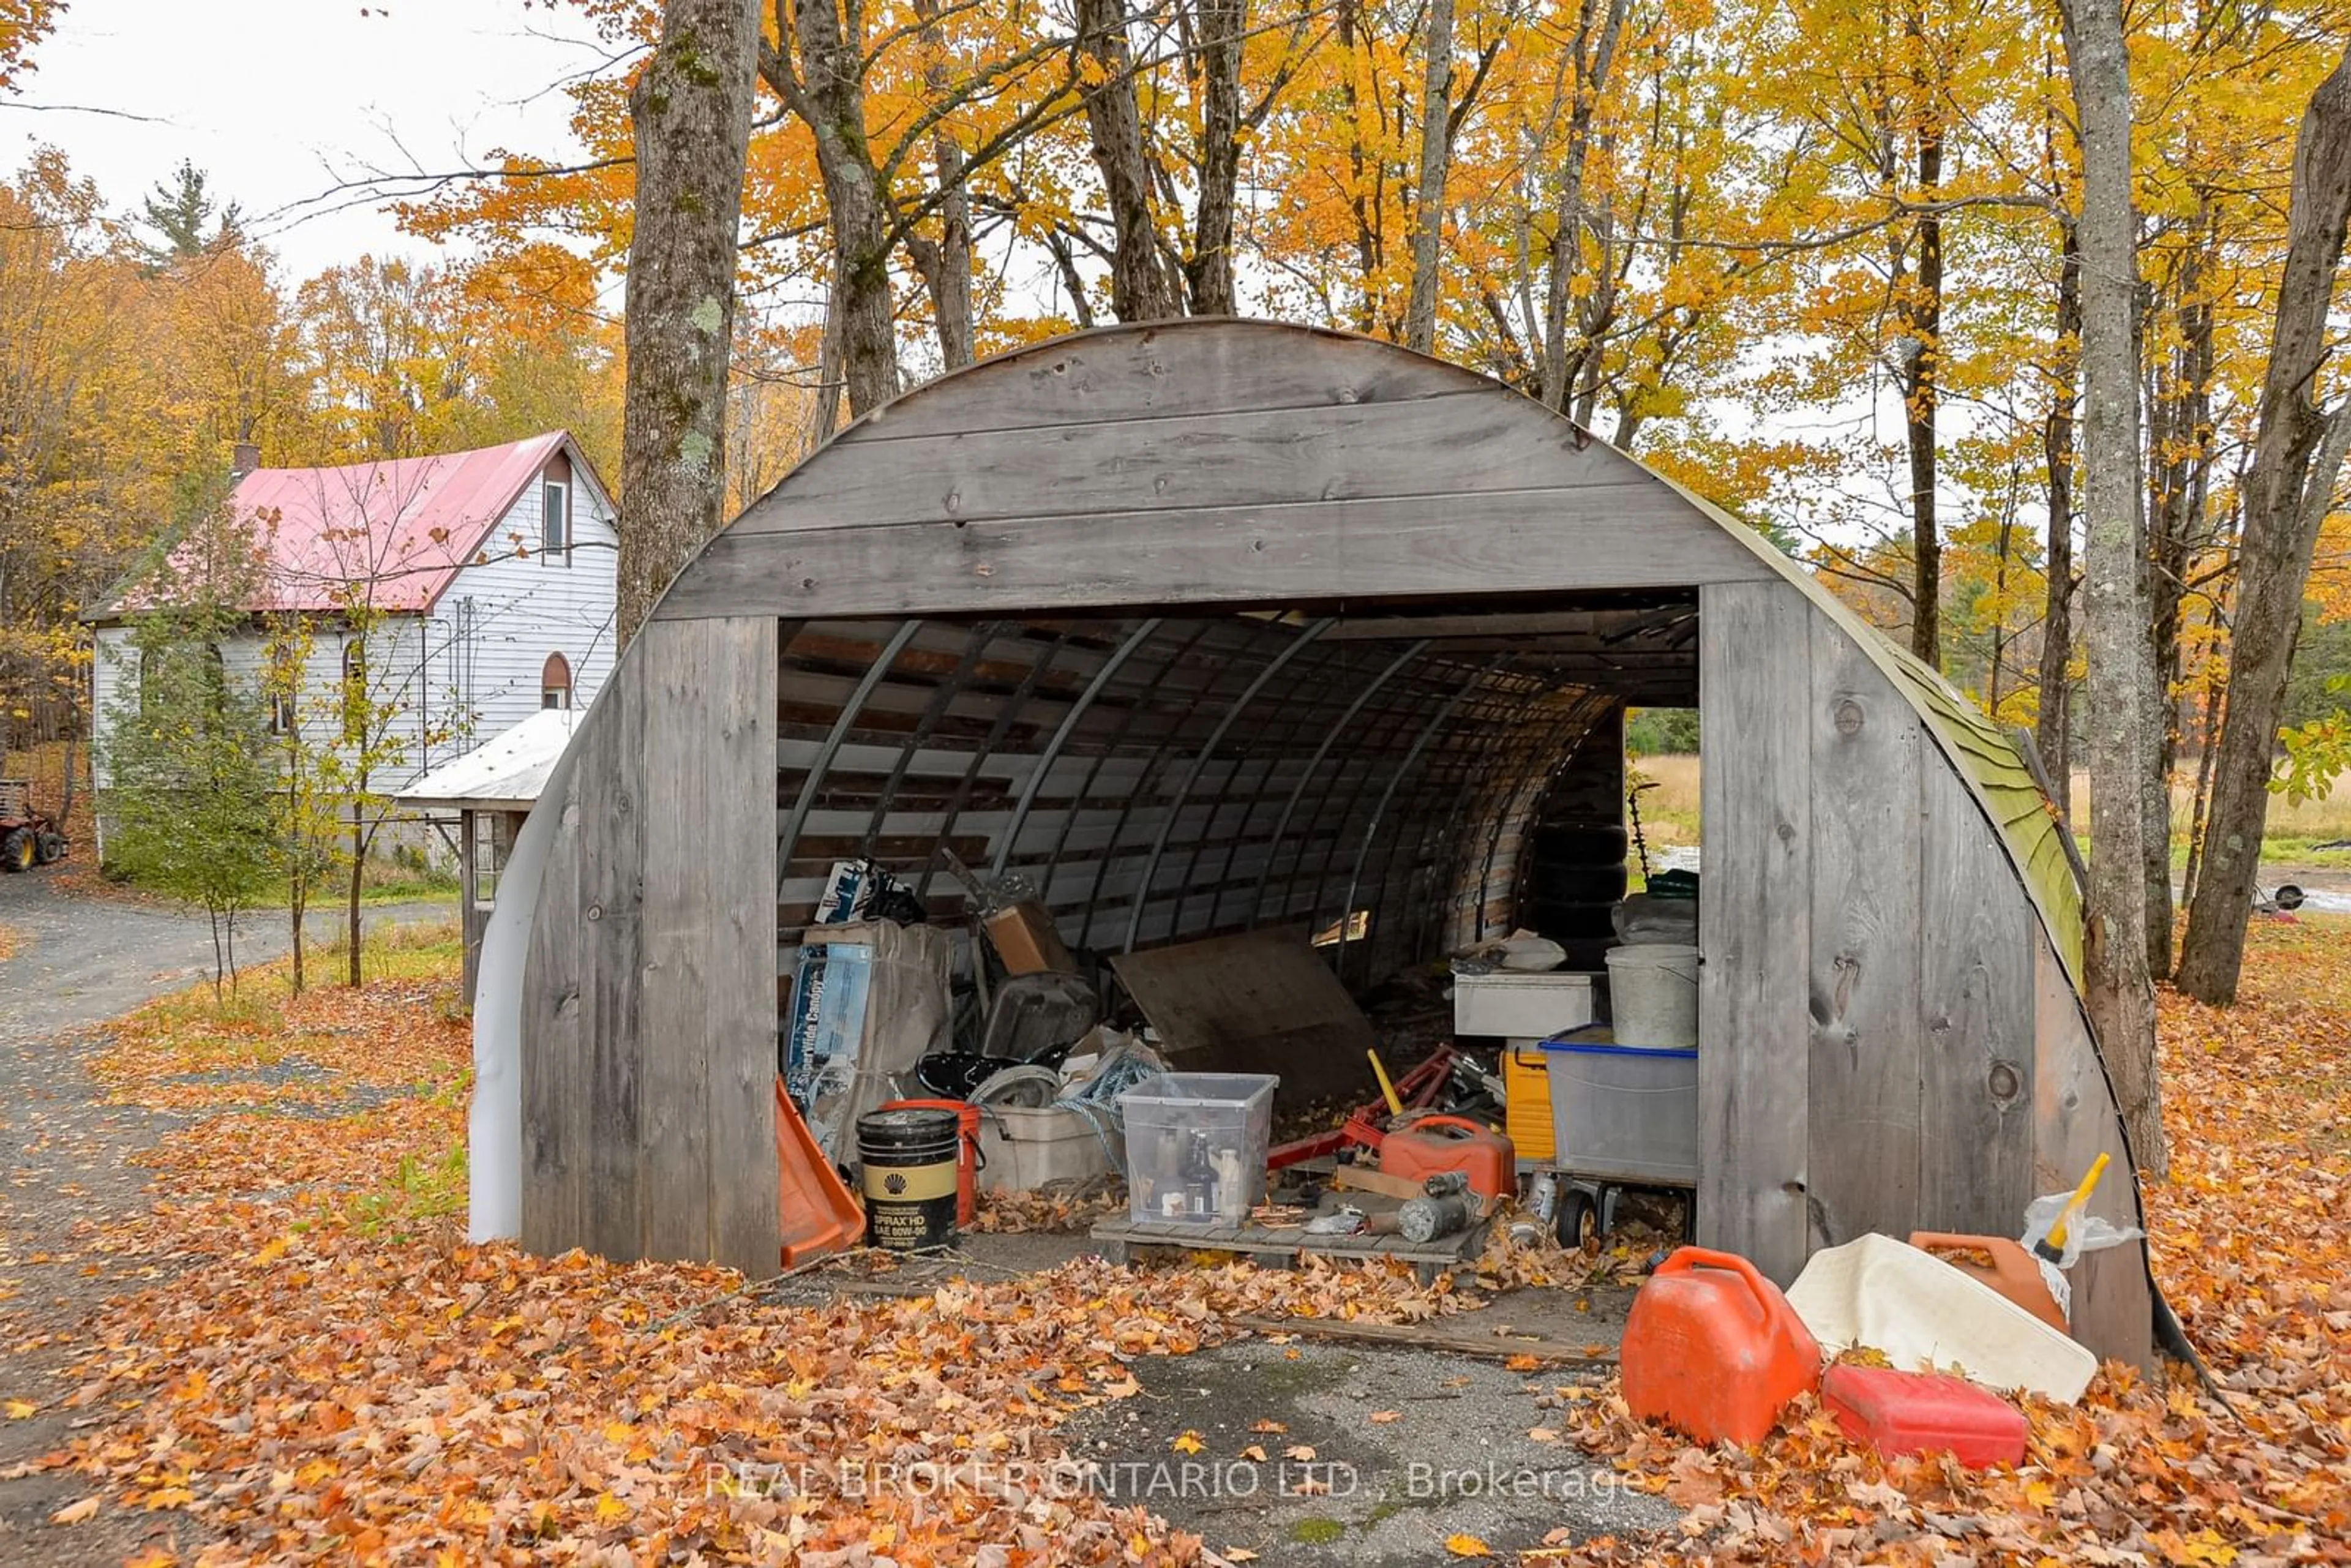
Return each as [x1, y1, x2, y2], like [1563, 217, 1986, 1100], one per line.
[1538, 0, 1628, 412]
[781, 0, 902, 417]
[2139, 219, 2217, 978]
[910, 0, 975, 369]
[2058, 0, 2165, 1177]
[1076, 0, 1181, 321]
[289, 866, 306, 994]
[2036, 227, 2081, 787]
[1901, 123, 1944, 668]
[1403, 0, 1455, 353]
[929, 181, 973, 370]
[616, 0, 761, 646]
[2179, 48, 2351, 1005]
[347, 812, 366, 988]
[1187, 0, 1245, 317]
[1338, 0, 1379, 334]
[2181, 675, 2224, 909]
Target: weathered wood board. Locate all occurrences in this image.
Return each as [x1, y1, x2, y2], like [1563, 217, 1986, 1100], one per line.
[1916, 762, 2036, 1236]
[1109, 928, 1379, 1106]
[1091, 1214, 1488, 1286]
[519, 617, 781, 1275]
[1697, 579, 1813, 1284]
[659, 490, 1776, 621]
[1805, 613, 1924, 1247]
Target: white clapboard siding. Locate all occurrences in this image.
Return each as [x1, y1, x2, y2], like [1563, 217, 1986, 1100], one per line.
[89, 441, 620, 824]
[425, 458, 621, 756]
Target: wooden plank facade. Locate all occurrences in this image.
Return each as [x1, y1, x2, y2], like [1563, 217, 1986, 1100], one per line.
[488, 318, 2155, 1366]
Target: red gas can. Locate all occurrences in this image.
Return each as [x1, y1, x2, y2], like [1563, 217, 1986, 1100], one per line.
[1622, 1247, 1821, 1446]
[1378, 1115, 1515, 1200]
[1822, 1364, 2027, 1468]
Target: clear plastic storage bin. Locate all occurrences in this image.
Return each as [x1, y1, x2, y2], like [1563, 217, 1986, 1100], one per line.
[1542, 1032, 1698, 1184]
[1119, 1072, 1278, 1226]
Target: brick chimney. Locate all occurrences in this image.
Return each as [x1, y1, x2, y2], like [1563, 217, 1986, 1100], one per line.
[230, 441, 261, 481]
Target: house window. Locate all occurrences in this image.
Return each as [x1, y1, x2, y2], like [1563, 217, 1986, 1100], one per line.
[542, 480, 571, 566]
[473, 812, 511, 909]
[542, 652, 572, 710]
[269, 694, 298, 734]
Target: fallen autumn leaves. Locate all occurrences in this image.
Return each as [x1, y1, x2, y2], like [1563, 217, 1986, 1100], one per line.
[9, 915, 2349, 1564]
[1546, 918, 2351, 1566]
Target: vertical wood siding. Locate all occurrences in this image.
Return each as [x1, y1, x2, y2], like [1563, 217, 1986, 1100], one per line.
[522, 616, 779, 1272]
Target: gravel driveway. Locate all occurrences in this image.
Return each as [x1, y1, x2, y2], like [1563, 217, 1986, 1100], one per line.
[0, 868, 457, 1042]
[0, 866, 457, 1562]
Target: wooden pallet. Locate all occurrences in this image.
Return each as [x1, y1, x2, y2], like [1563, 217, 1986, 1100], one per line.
[1090, 1214, 1488, 1286]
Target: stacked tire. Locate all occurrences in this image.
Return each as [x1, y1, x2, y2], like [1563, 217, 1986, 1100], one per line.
[1520, 823, 1627, 971]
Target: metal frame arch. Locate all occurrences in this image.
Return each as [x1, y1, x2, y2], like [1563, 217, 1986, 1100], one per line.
[778, 618, 924, 897]
[1245, 640, 1431, 929]
[990, 618, 1165, 882]
[1332, 657, 1509, 981]
[1118, 618, 1335, 953]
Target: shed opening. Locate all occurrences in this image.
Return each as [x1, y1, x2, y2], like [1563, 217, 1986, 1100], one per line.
[773, 593, 1690, 1007]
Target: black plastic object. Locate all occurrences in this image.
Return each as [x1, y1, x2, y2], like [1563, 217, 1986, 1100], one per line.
[1645, 868, 1700, 901]
[978, 970, 1100, 1059]
[917, 1042, 1074, 1099]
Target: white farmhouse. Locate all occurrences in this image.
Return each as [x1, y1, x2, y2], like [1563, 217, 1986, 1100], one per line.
[86, 432, 619, 861]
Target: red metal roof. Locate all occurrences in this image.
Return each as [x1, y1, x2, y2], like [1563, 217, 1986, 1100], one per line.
[223, 431, 571, 613]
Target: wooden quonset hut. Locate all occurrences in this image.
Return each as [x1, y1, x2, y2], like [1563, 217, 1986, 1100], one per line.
[472, 318, 2154, 1367]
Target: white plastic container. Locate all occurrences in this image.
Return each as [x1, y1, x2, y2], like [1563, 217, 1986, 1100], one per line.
[1603, 942, 1698, 1047]
[1785, 1233, 2099, 1403]
[1118, 1072, 1277, 1226]
[1453, 970, 1598, 1038]
[977, 1103, 1122, 1191]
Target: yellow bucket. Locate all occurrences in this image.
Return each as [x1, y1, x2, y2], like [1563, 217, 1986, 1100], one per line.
[1504, 1046, 1555, 1163]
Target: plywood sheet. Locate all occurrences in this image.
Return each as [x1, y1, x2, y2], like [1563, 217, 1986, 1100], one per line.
[1110, 928, 1378, 1106]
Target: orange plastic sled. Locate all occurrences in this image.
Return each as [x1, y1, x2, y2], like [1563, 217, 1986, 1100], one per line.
[776, 1079, 864, 1267]
[1908, 1231, 2068, 1333]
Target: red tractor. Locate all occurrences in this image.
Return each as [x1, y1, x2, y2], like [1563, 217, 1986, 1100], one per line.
[0, 779, 68, 872]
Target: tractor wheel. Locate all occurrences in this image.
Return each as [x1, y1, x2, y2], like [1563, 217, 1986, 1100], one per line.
[35, 831, 66, 865]
[1, 829, 31, 873]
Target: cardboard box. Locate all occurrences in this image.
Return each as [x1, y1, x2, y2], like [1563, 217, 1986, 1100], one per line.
[984, 899, 1076, 975]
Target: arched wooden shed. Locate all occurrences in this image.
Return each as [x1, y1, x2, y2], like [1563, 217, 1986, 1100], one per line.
[470, 319, 2153, 1367]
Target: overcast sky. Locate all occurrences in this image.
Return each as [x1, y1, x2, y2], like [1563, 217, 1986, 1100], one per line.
[6, 0, 607, 277]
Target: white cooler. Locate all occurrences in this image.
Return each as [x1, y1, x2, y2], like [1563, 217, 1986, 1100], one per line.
[1452, 969, 1598, 1040]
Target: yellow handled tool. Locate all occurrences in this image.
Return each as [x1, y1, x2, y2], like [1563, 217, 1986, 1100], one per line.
[1367, 1048, 1404, 1118]
[2034, 1152, 2110, 1264]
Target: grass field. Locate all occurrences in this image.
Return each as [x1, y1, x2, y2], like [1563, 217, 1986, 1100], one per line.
[1625, 752, 1701, 844]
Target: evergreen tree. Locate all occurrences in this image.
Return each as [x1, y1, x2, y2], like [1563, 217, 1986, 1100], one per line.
[140, 160, 242, 263]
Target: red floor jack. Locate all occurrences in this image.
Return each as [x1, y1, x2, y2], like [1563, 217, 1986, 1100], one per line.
[1266, 1045, 1461, 1170]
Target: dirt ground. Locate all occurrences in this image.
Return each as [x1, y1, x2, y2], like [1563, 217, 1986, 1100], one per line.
[1058, 1339, 1675, 1564]
[0, 865, 456, 1035]
[0, 867, 456, 1564]
[769, 1222, 1659, 1564]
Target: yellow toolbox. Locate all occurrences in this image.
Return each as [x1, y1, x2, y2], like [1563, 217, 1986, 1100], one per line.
[1504, 1043, 1555, 1163]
